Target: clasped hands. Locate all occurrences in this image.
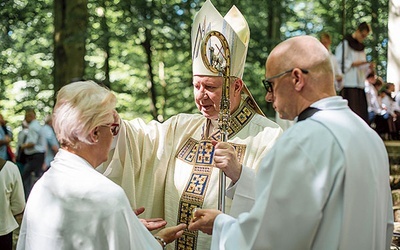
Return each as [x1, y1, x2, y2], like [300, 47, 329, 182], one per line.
[134, 207, 186, 245]
[135, 206, 222, 238]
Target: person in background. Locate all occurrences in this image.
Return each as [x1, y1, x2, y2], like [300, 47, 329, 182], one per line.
[0, 158, 25, 250]
[320, 32, 343, 93]
[17, 81, 186, 250]
[42, 114, 59, 171]
[0, 114, 13, 162]
[98, 1, 282, 249]
[395, 85, 400, 108]
[364, 73, 381, 125]
[20, 109, 46, 200]
[379, 82, 400, 140]
[15, 120, 29, 172]
[335, 22, 374, 123]
[373, 79, 395, 138]
[189, 35, 393, 250]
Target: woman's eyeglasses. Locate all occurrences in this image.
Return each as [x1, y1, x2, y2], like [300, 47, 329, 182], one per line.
[99, 123, 120, 136]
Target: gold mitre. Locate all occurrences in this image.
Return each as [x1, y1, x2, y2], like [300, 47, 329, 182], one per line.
[191, 0, 249, 78]
[191, 0, 265, 115]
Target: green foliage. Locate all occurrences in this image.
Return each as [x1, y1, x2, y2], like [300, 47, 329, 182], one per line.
[84, 0, 198, 122]
[0, 0, 390, 133]
[0, 0, 54, 139]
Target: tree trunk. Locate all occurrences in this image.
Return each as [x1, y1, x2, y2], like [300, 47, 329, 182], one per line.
[268, 0, 282, 44]
[142, 28, 158, 120]
[53, 0, 88, 94]
[100, 0, 111, 88]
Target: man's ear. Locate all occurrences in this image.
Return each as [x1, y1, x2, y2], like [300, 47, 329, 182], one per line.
[292, 69, 306, 92]
[233, 78, 243, 96]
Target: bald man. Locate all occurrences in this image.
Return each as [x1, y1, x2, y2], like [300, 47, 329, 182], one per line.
[189, 35, 393, 250]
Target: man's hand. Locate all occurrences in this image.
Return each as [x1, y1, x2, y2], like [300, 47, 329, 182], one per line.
[212, 140, 242, 183]
[134, 206, 167, 231]
[188, 208, 222, 235]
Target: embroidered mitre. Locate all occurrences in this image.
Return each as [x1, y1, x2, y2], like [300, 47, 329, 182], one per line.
[191, 0, 249, 78]
[191, 0, 265, 115]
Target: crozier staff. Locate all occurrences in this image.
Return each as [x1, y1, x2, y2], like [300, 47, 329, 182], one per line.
[201, 29, 232, 212]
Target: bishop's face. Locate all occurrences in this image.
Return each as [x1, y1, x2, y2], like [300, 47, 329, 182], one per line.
[193, 75, 224, 119]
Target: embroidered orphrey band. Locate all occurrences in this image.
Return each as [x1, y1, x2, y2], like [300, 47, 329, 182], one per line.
[175, 96, 255, 250]
[176, 139, 245, 250]
[176, 140, 214, 250]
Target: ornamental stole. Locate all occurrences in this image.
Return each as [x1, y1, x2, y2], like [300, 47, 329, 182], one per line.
[175, 96, 257, 250]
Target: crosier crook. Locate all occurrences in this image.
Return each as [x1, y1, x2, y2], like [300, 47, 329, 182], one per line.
[201, 30, 231, 213]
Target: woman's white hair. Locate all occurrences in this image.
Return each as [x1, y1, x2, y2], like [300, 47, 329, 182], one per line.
[53, 80, 117, 149]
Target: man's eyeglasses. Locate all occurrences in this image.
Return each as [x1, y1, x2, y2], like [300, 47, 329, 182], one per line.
[262, 68, 309, 93]
[99, 123, 120, 136]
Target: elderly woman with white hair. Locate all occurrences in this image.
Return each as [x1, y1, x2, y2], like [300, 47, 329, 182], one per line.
[17, 80, 186, 250]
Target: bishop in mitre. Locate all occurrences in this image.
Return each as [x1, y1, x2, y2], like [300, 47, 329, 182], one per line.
[99, 1, 282, 249]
